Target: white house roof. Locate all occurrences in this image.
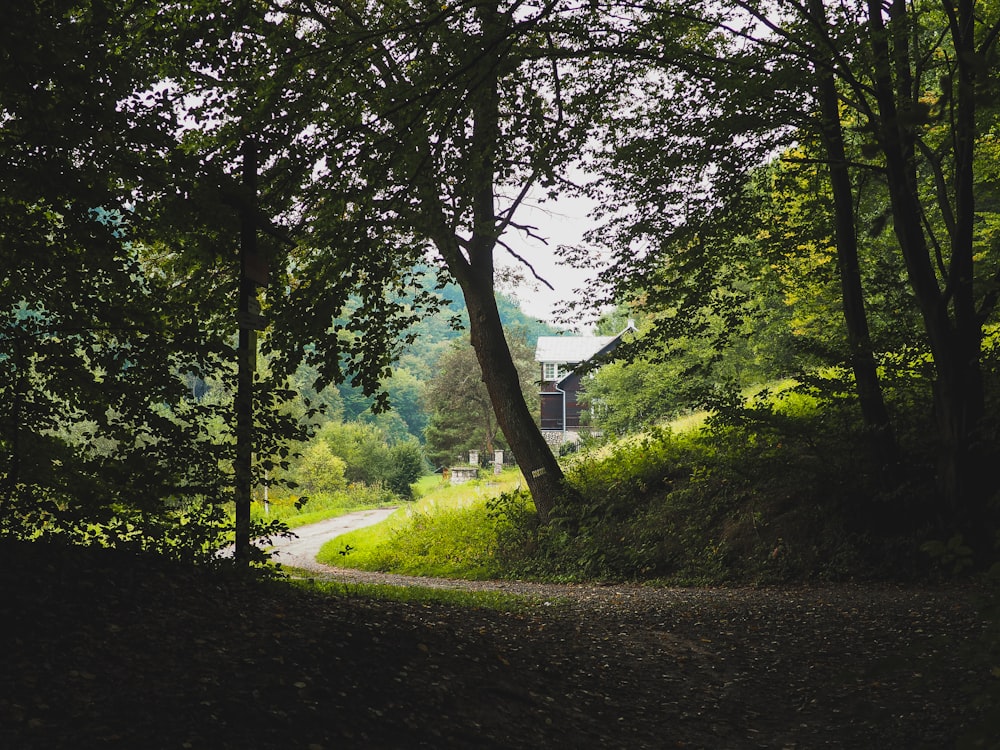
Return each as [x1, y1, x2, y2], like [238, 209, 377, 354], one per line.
[535, 335, 618, 364]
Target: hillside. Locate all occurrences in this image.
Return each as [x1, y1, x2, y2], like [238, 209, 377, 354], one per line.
[330, 272, 561, 431]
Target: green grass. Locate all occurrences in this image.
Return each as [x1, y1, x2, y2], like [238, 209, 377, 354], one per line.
[316, 469, 528, 579]
[410, 473, 446, 499]
[520, 384, 945, 585]
[250, 483, 400, 529]
[667, 410, 708, 433]
[284, 569, 562, 612]
[308, 377, 966, 587]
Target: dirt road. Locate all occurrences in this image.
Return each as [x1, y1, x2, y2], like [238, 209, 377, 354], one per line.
[6, 511, 991, 749]
[268, 507, 398, 571]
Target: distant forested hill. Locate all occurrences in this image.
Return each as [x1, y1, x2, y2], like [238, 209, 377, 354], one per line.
[402, 274, 559, 362]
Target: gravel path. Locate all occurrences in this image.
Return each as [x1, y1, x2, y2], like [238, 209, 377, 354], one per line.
[268, 507, 398, 571]
[3, 517, 993, 748]
[266, 512, 994, 748]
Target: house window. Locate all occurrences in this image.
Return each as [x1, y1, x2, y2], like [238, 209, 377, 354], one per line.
[543, 362, 560, 381]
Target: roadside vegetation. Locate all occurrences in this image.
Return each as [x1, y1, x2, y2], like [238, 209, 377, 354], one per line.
[318, 381, 1000, 587]
[317, 469, 526, 579]
[289, 575, 554, 612]
[249, 483, 398, 530]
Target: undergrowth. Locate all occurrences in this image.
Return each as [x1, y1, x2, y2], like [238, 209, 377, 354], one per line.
[499, 391, 944, 584]
[250, 482, 398, 529]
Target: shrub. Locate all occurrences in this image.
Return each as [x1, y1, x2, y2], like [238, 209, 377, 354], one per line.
[289, 441, 347, 495]
[385, 440, 427, 499]
[494, 390, 928, 584]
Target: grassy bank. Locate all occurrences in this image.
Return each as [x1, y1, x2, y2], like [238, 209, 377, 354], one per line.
[316, 388, 999, 586]
[316, 469, 527, 579]
[249, 482, 399, 529]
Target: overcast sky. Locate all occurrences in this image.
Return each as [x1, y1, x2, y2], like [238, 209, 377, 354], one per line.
[498, 191, 606, 330]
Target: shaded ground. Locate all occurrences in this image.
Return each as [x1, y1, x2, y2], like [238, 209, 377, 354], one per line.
[1, 539, 994, 749]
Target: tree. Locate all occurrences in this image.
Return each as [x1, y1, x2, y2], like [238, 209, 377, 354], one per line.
[423, 339, 502, 467]
[851, 0, 998, 510]
[0, 1, 221, 546]
[290, 442, 347, 496]
[0, 1, 312, 560]
[739, 0, 1000, 514]
[305, 421, 424, 498]
[581, 301, 784, 435]
[586, 0, 1000, 520]
[203, 0, 622, 522]
[385, 440, 427, 499]
[807, 0, 897, 467]
[422, 328, 539, 467]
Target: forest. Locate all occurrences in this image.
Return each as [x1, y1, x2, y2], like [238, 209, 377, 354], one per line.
[7, 1, 1000, 746]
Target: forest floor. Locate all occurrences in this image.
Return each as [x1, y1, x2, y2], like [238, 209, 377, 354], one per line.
[1, 537, 996, 750]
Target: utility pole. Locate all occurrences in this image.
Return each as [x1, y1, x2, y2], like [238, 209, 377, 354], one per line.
[235, 137, 268, 565]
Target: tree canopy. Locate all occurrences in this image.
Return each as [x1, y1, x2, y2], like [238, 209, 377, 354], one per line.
[574, 0, 1000, 524]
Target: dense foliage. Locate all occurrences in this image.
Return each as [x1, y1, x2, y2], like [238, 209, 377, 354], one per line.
[568, 0, 1000, 544]
[334, 394, 966, 584]
[0, 0, 304, 558]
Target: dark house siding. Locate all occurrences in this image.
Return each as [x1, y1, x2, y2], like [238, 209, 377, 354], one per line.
[540, 393, 563, 429]
[539, 372, 589, 430]
[561, 371, 585, 428]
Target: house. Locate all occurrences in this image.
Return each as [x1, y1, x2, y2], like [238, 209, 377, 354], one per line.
[534, 323, 635, 444]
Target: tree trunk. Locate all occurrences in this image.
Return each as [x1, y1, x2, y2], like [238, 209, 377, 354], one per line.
[234, 138, 257, 566]
[865, 0, 986, 513]
[425, 0, 568, 522]
[810, 0, 898, 469]
[462, 267, 566, 523]
[932, 0, 988, 515]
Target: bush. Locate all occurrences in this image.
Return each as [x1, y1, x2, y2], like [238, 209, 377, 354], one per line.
[494, 390, 933, 584]
[385, 440, 427, 499]
[286, 422, 427, 500]
[289, 442, 347, 495]
[316, 471, 527, 578]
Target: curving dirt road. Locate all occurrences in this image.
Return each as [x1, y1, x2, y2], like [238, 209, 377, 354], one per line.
[257, 509, 992, 749]
[268, 507, 398, 572]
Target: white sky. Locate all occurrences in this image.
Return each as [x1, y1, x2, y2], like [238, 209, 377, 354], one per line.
[497, 192, 607, 330]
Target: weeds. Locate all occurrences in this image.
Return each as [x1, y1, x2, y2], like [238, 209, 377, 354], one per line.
[250, 482, 398, 529]
[495, 389, 940, 584]
[305, 386, 994, 587]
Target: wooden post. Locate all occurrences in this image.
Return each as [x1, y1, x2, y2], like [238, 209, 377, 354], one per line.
[234, 138, 257, 566]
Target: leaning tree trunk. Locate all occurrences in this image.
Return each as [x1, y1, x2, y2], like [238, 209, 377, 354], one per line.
[459, 259, 567, 523]
[434, 221, 569, 523]
[423, 0, 568, 523]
